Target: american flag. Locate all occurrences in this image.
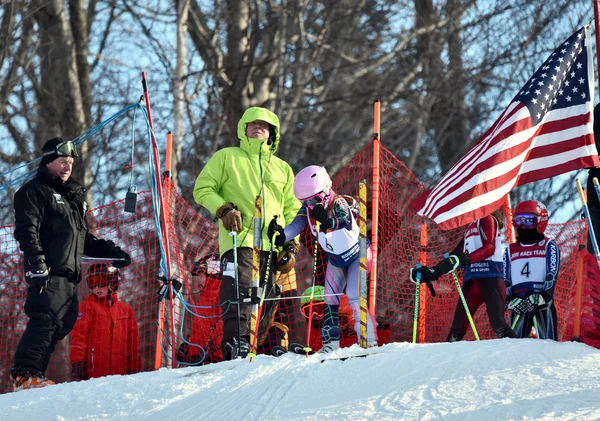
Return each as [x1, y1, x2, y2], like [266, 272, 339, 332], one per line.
[412, 26, 599, 230]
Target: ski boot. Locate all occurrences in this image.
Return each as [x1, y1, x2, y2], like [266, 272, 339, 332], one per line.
[11, 368, 55, 392]
[319, 340, 340, 354]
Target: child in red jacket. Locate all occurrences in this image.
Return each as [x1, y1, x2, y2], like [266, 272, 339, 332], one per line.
[70, 264, 141, 380]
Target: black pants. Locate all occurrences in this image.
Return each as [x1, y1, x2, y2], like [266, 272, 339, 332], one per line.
[13, 276, 78, 374]
[220, 248, 278, 358]
[448, 277, 515, 340]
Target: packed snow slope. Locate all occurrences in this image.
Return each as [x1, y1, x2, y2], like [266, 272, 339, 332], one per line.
[1, 340, 600, 421]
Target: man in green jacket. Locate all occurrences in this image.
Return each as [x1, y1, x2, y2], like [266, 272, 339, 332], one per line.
[193, 107, 301, 360]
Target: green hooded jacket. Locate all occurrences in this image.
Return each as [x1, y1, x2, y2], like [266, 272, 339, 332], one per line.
[193, 107, 301, 255]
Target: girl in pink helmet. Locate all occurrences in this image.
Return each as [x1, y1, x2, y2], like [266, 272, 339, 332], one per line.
[267, 165, 377, 352]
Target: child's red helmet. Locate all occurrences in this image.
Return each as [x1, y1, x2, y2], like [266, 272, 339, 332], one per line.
[513, 200, 548, 234]
[87, 264, 121, 291]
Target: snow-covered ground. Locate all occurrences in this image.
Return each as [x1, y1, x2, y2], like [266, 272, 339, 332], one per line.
[1, 340, 600, 421]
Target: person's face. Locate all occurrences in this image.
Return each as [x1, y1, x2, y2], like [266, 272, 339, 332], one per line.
[91, 285, 110, 298]
[46, 156, 74, 182]
[246, 120, 271, 140]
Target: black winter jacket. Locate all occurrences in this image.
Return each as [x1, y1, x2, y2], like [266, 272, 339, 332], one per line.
[14, 165, 122, 283]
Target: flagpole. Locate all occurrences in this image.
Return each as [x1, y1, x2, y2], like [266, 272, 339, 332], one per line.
[594, 0, 600, 87]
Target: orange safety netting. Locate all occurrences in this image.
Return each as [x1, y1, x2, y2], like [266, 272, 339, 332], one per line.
[0, 140, 597, 394]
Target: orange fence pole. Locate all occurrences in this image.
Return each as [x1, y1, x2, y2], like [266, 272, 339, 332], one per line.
[418, 222, 428, 343]
[142, 72, 177, 369]
[573, 247, 585, 340]
[369, 100, 381, 313]
[165, 131, 173, 176]
[154, 132, 174, 369]
[505, 193, 516, 243]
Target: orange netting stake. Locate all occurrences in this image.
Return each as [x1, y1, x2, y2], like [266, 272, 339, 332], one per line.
[369, 100, 381, 313]
[418, 222, 428, 343]
[573, 245, 585, 340]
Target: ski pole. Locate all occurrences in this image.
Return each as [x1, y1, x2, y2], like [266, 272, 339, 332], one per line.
[511, 313, 521, 331]
[445, 253, 480, 341]
[577, 178, 600, 269]
[229, 229, 242, 359]
[531, 294, 541, 338]
[304, 226, 320, 356]
[412, 264, 422, 343]
[587, 177, 600, 269]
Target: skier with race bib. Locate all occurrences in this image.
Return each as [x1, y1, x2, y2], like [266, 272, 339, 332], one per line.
[410, 210, 517, 341]
[504, 200, 559, 340]
[267, 166, 377, 353]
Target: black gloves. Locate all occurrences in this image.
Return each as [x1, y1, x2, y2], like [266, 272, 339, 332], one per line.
[409, 266, 439, 284]
[310, 204, 329, 226]
[111, 247, 131, 268]
[71, 361, 89, 381]
[25, 255, 50, 291]
[437, 252, 470, 275]
[267, 217, 286, 247]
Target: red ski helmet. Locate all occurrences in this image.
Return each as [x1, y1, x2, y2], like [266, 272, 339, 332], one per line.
[87, 264, 121, 292]
[513, 200, 548, 234]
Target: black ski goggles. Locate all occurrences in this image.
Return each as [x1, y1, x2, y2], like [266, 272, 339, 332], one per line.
[43, 141, 78, 158]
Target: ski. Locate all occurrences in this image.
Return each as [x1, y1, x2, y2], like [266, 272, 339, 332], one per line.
[290, 342, 316, 355]
[272, 345, 288, 357]
[320, 348, 385, 363]
[271, 343, 316, 356]
[320, 353, 370, 363]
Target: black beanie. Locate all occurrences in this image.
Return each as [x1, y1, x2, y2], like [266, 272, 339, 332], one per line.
[41, 137, 65, 164]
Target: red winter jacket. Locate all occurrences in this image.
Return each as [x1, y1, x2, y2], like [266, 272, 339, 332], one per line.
[70, 293, 142, 379]
[188, 275, 224, 363]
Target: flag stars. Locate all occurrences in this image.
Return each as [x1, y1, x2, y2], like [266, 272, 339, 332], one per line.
[582, 92, 586, 99]
[535, 89, 541, 95]
[566, 95, 572, 102]
[558, 57, 564, 63]
[573, 86, 579, 93]
[576, 62, 583, 69]
[579, 77, 585, 84]
[570, 71, 576, 78]
[538, 81, 544, 87]
[532, 98, 538, 104]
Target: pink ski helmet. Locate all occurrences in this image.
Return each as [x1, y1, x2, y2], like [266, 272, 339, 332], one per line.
[293, 166, 333, 206]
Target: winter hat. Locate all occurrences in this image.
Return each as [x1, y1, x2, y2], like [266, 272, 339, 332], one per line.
[41, 137, 66, 164]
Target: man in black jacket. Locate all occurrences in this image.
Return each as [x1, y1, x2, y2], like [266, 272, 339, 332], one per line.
[11, 137, 131, 391]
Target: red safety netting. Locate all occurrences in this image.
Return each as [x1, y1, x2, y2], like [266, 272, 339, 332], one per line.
[0, 140, 597, 394]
